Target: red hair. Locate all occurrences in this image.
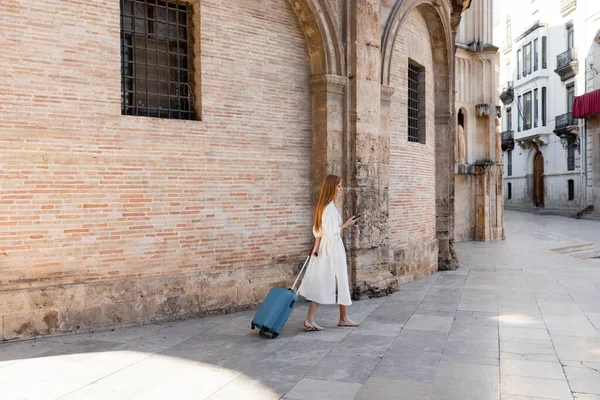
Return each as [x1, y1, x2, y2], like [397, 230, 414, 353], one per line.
[314, 175, 341, 233]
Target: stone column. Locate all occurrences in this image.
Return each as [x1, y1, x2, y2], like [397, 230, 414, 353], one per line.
[475, 163, 492, 241]
[494, 164, 506, 240]
[349, 0, 396, 298]
[309, 74, 347, 203]
[436, 112, 459, 270]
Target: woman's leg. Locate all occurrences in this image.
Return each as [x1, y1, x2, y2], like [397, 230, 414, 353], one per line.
[304, 301, 324, 331]
[306, 301, 319, 324]
[339, 304, 347, 322]
[338, 304, 359, 326]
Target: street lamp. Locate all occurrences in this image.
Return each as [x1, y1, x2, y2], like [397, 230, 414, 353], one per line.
[560, 133, 580, 153]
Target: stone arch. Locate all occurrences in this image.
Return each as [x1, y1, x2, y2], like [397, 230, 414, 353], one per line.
[382, 0, 458, 269]
[382, 0, 453, 114]
[287, 0, 345, 76]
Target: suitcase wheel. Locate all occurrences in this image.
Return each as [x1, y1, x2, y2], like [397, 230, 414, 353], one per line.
[251, 322, 256, 330]
[271, 333, 279, 339]
[259, 328, 266, 335]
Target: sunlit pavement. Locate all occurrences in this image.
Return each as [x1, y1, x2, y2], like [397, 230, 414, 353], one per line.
[1, 210, 600, 400]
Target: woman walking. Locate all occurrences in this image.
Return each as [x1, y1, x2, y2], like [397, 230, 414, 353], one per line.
[297, 174, 359, 331]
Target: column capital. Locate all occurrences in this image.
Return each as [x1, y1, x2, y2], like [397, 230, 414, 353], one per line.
[381, 84, 395, 103]
[309, 74, 348, 94]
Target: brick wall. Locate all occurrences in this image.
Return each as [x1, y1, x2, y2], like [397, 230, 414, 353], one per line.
[0, 0, 313, 292]
[388, 10, 436, 248]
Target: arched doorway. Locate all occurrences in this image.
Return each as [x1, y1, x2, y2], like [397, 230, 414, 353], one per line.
[533, 151, 544, 207]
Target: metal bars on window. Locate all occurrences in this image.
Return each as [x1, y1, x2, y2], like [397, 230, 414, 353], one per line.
[408, 63, 420, 143]
[120, 0, 195, 120]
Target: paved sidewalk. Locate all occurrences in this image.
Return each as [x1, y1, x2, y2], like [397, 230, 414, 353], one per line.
[1, 211, 600, 400]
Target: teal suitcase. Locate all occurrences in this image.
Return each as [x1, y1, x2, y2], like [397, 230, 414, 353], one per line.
[251, 255, 310, 338]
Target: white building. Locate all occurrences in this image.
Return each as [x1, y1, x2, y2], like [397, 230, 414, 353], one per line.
[496, 0, 600, 215]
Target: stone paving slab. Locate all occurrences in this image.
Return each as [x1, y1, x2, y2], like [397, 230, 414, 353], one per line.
[1, 211, 600, 399]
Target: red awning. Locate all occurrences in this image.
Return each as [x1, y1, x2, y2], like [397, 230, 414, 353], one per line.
[573, 89, 600, 119]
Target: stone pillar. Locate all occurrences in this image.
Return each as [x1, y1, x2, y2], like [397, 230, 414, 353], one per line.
[436, 112, 459, 270]
[309, 74, 347, 203]
[475, 163, 492, 241]
[473, 162, 505, 242]
[349, 0, 396, 298]
[494, 164, 505, 240]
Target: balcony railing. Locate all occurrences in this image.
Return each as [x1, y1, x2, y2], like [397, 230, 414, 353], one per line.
[501, 130, 515, 151]
[555, 112, 576, 131]
[499, 81, 514, 105]
[557, 48, 577, 69]
[561, 0, 576, 16]
[555, 48, 578, 81]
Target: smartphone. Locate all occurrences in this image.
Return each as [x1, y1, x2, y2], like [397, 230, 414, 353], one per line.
[353, 214, 360, 219]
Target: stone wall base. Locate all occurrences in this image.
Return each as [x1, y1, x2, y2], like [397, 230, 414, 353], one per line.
[0, 261, 305, 341]
[352, 239, 438, 299]
[2, 240, 442, 341]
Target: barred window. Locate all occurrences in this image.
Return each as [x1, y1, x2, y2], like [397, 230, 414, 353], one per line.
[120, 0, 196, 120]
[407, 62, 425, 144]
[507, 150, 513, 176]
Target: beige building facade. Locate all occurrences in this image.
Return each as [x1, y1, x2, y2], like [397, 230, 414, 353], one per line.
[0, 0, 472, 340]
[454, 0, 505, 242]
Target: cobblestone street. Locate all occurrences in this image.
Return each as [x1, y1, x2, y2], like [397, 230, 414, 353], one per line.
[1, 211, 600, 400]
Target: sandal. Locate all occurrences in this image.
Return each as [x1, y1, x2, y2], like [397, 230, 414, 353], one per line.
[337, 318, 360, 327]
[303, 321, 325, 332]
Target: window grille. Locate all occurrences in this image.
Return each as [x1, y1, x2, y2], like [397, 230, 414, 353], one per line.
[120, 0, 195, 120]
[408, 63, 421, 143]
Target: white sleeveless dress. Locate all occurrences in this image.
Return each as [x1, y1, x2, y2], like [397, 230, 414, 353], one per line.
[297, 202, 352, 306]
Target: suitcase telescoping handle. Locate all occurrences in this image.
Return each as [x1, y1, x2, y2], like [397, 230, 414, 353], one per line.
[290, 254, 312, 293]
